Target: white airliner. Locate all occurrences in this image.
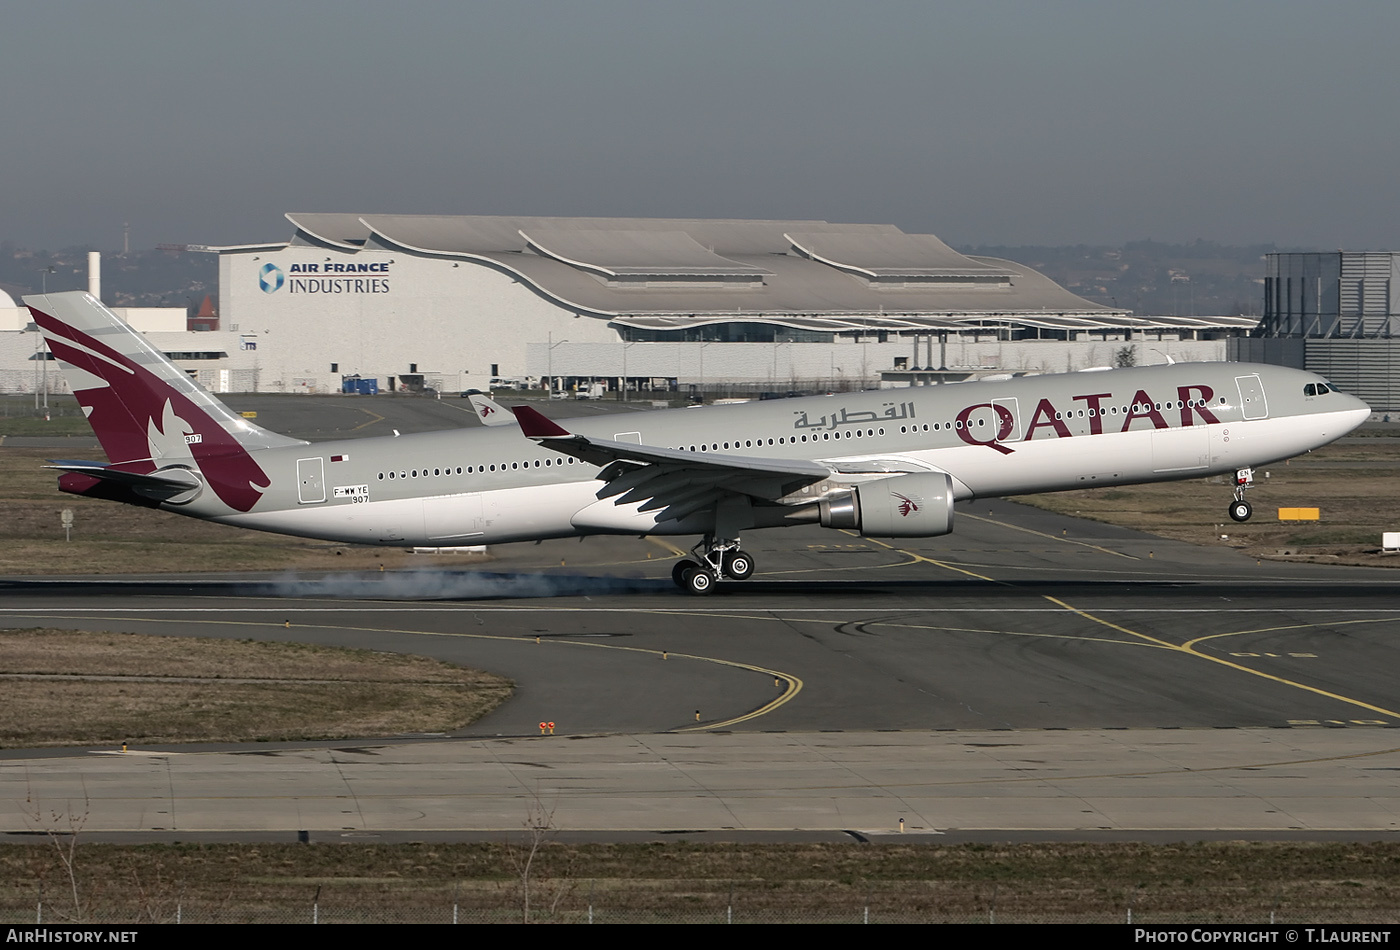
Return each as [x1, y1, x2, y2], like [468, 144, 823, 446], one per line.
[24, 292, 1370, 594]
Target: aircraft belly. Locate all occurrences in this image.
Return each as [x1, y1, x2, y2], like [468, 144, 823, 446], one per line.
[923, 410, 1362, 499]
[921, 434, 1155, 497]
[220, 482, 600, 545]
[223, 496, 427, 544]
[473, 481, 601, 544]
[1218, 411, 1362, 467]
[570, 497, 712, 535]
[1152, 425, 1210, 473]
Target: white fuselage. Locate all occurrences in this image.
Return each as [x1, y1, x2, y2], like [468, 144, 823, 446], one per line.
[208, 363, 1370, 548]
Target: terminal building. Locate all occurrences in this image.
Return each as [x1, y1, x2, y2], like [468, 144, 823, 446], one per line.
[1, 215, 1259, 398]
[1232, 251, 1400, 412]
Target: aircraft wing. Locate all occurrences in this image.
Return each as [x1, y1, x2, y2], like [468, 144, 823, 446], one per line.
[511, 405, 830, 522]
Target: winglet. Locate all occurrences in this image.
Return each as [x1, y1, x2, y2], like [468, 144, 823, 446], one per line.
[511, 405, 573, 439]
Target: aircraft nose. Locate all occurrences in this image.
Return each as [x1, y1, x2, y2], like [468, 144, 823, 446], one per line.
[1343, 395, 1371, 433]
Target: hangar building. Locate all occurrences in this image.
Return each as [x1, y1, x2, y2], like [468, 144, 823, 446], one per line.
[0, 217, 1257, 399]
[205, 214, 1248, 396]
[1232, 251, 1400, 411]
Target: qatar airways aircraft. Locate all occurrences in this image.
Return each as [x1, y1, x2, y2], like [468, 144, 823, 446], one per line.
[24, 291, 1370, 594]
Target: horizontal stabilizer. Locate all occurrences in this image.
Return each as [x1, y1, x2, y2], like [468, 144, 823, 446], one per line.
[467, 393, 519, 427]
[512, 405, 574, 439]
[45, 460, 203, 502]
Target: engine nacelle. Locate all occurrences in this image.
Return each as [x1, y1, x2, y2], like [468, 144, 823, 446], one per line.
[818, 472, 955, 538]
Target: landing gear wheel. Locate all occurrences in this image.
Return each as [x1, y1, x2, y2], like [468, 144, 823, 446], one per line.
[1229, 499, 1253, 523]
[722, 550, 755, 580]
[681, 566, 716, 596]
[672, 559, 700, 588]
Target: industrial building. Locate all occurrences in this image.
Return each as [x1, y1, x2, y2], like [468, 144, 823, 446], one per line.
[1232, 252, 1400, 412]
[203, 214, 1248, 395]
[0, 253, 239, 399]
[1, 216, 1259, 399]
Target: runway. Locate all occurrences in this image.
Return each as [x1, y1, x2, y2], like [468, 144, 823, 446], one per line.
[5, 499, 1400, 841]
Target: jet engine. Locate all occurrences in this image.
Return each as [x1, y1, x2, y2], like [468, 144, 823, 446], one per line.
[817, 472, 955, 538]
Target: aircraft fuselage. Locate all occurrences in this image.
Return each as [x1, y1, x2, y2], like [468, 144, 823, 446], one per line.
[190, 361, 1365, 547]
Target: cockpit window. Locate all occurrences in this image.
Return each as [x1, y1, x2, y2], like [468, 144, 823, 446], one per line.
[1304, 382, 1335, 396]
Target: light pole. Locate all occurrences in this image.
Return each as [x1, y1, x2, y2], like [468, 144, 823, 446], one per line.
[620, 342, 637, 402]
[36, 266, 54, 411]
[697, 341, 712, 399]
[547, 334, 568, 396]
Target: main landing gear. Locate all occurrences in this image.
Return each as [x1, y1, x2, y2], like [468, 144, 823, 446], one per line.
[671, 536, 756, 595]
[1228, 468, 1254, 523]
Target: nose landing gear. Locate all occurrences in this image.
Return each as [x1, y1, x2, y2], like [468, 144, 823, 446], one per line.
[671, 536, 757, 594]
[1228, 468, 1255, 522]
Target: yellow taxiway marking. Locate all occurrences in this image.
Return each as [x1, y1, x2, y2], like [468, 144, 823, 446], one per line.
[863, 536, 1400, 721]
[11, 612, 802, 733]
[350, 408, 386, 432]
[857, 535, 1003, 583]
[1182, 617, 1400, 652]
[645, 537, 689, 558]
[961, 511, 1139, 560]
[1044, 596, 1400, 721]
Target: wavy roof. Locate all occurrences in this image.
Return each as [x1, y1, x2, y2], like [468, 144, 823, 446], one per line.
[257, 213, 1119, 320]
[216, 214, 1241, 331]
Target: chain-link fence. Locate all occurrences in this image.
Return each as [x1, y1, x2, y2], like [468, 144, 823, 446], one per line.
[5, 895, 1397, 925]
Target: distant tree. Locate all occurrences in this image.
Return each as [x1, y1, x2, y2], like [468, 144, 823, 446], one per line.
[1114, 346, 1138, 368]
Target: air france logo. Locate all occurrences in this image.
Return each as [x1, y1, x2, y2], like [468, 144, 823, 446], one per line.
[258, 263, 285, 294]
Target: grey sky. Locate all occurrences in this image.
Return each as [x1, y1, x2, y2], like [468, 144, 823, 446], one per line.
[5, 1, 1398, 251]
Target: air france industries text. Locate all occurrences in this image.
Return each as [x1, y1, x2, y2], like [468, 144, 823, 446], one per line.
[288, 278, 390, 294]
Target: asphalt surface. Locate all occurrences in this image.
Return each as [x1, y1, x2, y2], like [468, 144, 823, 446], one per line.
[5, 497, 1400, 841]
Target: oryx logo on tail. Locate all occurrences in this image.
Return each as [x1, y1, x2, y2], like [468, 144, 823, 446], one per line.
[27, 297, 272, 512]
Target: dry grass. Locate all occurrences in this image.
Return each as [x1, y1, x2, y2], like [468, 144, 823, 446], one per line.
[3, 841, 1399, 923]
[1011, 437, 1400, 567]
[0, 447, 487, 574]
[0, 629, 513, 747]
